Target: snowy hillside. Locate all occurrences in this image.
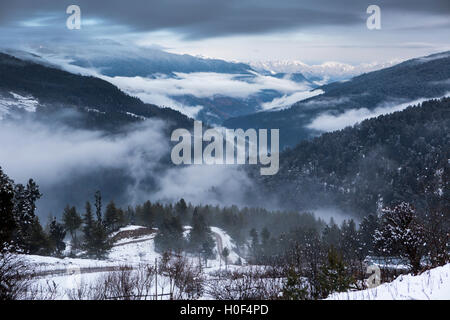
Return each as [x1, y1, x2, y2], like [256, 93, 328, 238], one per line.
[327, 264, 450, 300]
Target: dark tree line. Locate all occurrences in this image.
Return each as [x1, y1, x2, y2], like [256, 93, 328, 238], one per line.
[154, 206, 216, 264]
[249, 201, 448, 299]
[0, 166, 45, 254]
[0, 167, 112, 258]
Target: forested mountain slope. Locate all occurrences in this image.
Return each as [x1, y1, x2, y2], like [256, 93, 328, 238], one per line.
[0, 52, 194, 215]
[0, 52, 192, 131]
[257, 97, 450, 216]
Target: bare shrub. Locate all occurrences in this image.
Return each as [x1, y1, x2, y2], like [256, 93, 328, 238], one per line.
[103, 266, 137, 299]
[158, 253, 204, 300]
[67, 264, 156, 300]
[206, 267, 283, 300]
[66, 280, 95, 300]
[0, 252, 31, 300]
[423, 207, 449, 268]
[26, 280, 61, 300]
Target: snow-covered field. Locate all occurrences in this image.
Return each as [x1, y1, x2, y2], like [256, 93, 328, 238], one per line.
[327, 263, 450, 300]
[25, 225, 241, 271]
[19, 225, 245, 299]
[22, 226, 158, 273]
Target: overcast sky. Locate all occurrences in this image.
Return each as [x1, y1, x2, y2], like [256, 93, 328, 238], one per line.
[0, 0, 449, 63]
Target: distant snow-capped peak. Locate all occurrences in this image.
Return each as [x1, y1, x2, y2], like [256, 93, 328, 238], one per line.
[250, 59, 402, 82]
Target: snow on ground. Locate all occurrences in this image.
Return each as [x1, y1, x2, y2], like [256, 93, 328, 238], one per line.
[22, 254, 119, 273]
[19, 225, 245, 299]
[22, 226, 158, 273]
[108, 233, 159, 264]
[181, 226, 244, 269]
[125, 111, 147, 120]
[113, 234, 155, 246]
[327, 263, 450, 300]
[119, 225, 146, 232]
[15, 225, 450, 300]
[111, 225, 146, 236]
[210, 226, 244, 266]
[183, 225, 192, 238]
[364, 256, 409, 271]
[23, 225, 244, 273]
[31, 270, 112, 300]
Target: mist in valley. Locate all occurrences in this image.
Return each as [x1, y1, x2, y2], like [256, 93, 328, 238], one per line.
[0, 112, 263, 219]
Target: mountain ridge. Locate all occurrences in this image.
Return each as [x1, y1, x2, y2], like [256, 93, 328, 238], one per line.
[224, 51, 450, 148]
[254, 97, 450, 216]
[0, 52, 193, 132]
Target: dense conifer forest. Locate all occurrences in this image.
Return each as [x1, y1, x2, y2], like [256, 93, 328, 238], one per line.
[258, 97, 450, 216]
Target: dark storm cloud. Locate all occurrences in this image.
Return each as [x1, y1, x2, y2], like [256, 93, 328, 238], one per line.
[0, 0, 448, 39]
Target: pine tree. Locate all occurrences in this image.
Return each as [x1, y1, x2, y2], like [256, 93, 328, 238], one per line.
[82, 202, 94, 249]
[94, 191, 102, 222]
[116, 208, 125, 229]
[0, 167, 15, 250]
[318, 247, 355, 298]
[249, 228, 260, 262]
[62, 205, 82, 248]
[201, 240, 215, 265]
[261, 227, 270, 246]
[154, 216, 185, 253]
[136, 200, 153, 227]
[1, 168, 46, 254]
[12, 179, 41, 252]
[89, 220, 112, 259]
[125, 206, 135, 225]
[222, 247, 230, 269]
[27, 217, 50, 255]
[282, 268, 309, 300]
[358, 214, 379, 257]
[175, 198, 188, 224]
[322, 218, 341, 248]
[340, 219, 359, 261]
[104, 201, 119, 232]
[423, 207, 449, 267]
[49, 218, 66, 256]
[374, 202, 426, 274]
[82, 199, 111, 258]
[189, 208, 215, 262]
